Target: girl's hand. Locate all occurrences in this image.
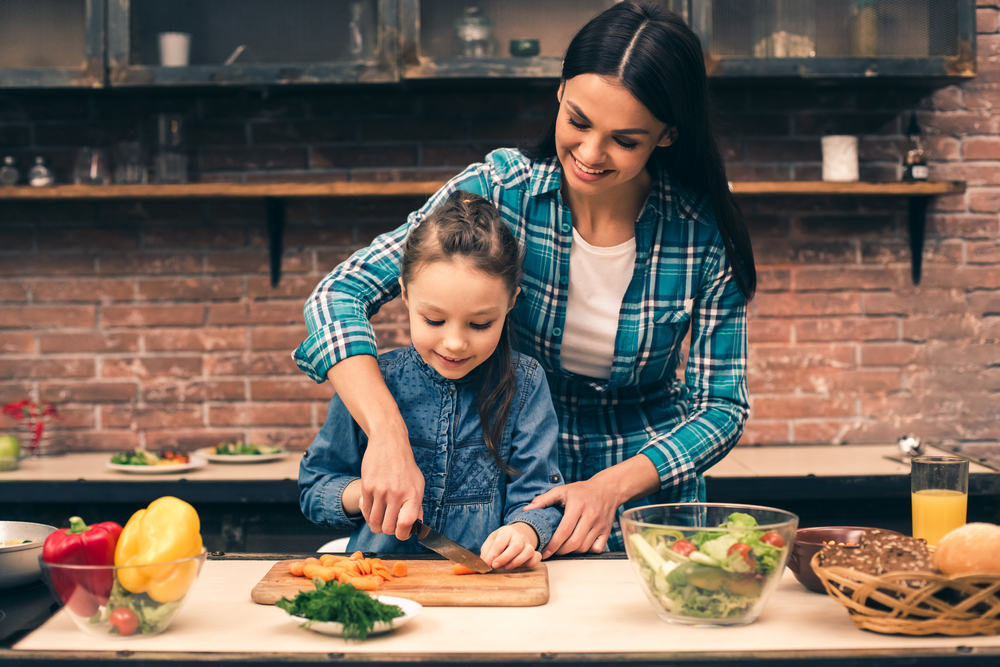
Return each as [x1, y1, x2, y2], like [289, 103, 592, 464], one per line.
[523, 479, 617, 557]
[480, 523, 541, 571]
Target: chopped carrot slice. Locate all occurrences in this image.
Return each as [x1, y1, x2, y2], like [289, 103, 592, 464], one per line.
[287, 560, 305, 577]
[303, 563, 329, 579]
[304, 557, 320, 566]
[391, 561, 408, 577]
[350, 551, 364, 561]
[375, 569, 393, 581]
[452, 563, 479, 575]
[345, 577, 379, 591]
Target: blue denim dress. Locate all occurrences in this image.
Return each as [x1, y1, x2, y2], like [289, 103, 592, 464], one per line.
[299, 345, 565, 555]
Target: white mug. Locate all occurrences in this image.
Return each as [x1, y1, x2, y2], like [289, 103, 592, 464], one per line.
[821, 135, 859, 182]
[159, 32, 191, 67]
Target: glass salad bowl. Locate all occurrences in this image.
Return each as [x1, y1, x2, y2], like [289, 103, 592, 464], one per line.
[622, 503, 798, 627]
[40, 549, 206, 638]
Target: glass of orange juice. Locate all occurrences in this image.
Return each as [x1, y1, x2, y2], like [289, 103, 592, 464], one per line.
[911, 455, 968, 546]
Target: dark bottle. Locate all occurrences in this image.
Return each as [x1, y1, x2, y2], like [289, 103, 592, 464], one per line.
[903, 113, 928, 182]
[0, 156, 20, 186]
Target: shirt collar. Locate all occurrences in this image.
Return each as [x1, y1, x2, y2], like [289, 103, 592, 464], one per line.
[405, 345, 482, 387]
[527, 155, 563, 196]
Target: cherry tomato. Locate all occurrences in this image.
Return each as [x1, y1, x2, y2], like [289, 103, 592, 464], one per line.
[728, 542, 754, 569]
[671, 539, 697, 557]
[761, 532, 785, 548]
[109, 607, 139, 636]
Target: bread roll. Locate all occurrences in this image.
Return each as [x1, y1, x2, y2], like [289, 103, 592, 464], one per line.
[933, 523, 1000, 576]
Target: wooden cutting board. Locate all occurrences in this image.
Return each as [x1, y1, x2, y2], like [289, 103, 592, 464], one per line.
[250, 559, 548, 607]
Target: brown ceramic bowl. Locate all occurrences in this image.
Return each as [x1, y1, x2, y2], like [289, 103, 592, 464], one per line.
[786, 526, 903, 594]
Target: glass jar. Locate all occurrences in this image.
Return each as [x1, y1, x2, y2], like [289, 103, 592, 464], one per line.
[0, 156, 20, 186]
[28, 157, 55, 187]
[454, 7, 494, 58]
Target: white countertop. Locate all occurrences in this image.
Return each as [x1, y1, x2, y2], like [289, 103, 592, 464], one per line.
[2, 444, 990, 483]
[13, 559, 1000, 658]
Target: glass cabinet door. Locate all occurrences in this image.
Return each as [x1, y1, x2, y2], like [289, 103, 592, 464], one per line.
[107, 0, 398, 86]
[692, 0, 976, 79]
[0, 0, 104, 87]
[400, 0, 689, 79]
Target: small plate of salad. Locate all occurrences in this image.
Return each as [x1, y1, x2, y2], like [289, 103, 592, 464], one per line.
[107, 449, 206, 474]
[622, 503, 797, 627]
[199, 441, 287, 464]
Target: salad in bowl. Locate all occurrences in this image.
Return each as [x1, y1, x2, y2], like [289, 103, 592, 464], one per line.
[622, 503, 798, 627]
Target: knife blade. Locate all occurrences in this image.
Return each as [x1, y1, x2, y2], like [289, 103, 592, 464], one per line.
[411, 519, 492, 573]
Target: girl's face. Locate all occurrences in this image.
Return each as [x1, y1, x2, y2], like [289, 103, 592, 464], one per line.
[555, 73, 676, 196]
[400, 258, 517, 381]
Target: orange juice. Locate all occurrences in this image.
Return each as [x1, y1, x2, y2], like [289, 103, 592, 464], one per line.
[911, 489, 967, 546]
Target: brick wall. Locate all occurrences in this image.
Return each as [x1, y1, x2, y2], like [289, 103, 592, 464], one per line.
[1, 10, 999, 453]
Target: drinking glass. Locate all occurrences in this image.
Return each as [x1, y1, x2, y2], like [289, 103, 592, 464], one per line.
[73, 147, 110, 186]
[911, 455, 968, 546]
[114, 141, 148, 185]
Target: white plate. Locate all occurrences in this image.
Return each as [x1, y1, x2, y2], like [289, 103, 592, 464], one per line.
[291, 596, 422, 637]
[106, 457, 206, 474]
[198, 448, 287, 464]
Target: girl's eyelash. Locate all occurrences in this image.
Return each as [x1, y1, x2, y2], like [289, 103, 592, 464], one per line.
[567, 117, 639, 150]
[470, 322, 493, 331]
[423, 318, 444, 327]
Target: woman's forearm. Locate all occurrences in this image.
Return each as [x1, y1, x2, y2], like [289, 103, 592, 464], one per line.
[593, 454, 661, 506]
[326, 354, 407, 441]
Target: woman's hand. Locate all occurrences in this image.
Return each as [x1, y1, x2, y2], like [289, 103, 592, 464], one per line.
[523, 478, 619, 557]
[359, 427, 425, 540]
[327, 355, 425, 540]
[480, 523, 541, 570]
[525, 455, 661, 558]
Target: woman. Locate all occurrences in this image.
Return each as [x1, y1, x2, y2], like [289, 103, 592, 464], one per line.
[293, 0, 754, 555]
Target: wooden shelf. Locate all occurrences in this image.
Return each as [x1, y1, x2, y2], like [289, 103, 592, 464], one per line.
[0, 182, 446, 199]
[730, 181, 966, 196]
[0, 180, 966, 199]
[0, 180, 963, 287]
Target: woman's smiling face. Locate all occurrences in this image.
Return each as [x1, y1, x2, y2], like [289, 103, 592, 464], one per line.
[555, 73, 675, 195]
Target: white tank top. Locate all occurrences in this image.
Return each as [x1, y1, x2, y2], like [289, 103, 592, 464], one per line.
[559, 227, 636, 380]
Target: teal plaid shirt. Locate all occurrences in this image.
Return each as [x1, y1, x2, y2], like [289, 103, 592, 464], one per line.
[294, 149, 749, 550]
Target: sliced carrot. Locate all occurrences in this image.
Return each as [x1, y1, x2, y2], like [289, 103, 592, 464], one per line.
[391, 561, 408, 577]
[349, 551, 364, 561]
[375, 569, 393, 581]
[326, 554, 349, 564]
[314, 566, 337, 582]
[345, 577, 379, 591]
[319, 554, 338, 566]
[304, 557, 321, 566]
[360, 559, 373, 575]
[452, 563, 479, 575]
[303, 562, 328, 579]
[287, 560, 305, 577]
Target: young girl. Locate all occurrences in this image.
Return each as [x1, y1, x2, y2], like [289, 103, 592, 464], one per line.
[299, 192, 564, 570]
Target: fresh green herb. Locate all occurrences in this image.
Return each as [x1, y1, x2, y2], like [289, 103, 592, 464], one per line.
[214, 441, 283, 456]
[276, 577, 404, 640]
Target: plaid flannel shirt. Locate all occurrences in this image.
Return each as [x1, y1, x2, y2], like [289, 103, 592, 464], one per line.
[294, 149, 749, 550]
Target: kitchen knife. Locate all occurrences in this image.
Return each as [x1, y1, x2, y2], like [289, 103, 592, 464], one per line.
[411, 519, 492, 573]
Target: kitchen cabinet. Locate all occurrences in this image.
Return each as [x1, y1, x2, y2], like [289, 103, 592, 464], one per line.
[399, 0, 688, 79]
[0, 0, 104, 88]
[693, 0, 977, 79]
[106, 0, 398, 86]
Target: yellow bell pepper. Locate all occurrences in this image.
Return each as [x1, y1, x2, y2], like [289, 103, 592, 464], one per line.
[114, 496, 204, 603]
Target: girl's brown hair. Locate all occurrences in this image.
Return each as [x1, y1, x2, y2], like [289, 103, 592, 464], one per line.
[400, 191, 523, 475]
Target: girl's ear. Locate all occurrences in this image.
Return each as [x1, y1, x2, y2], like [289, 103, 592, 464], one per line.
[508, 286, 521, 311]
[398, 277, 408, 305]
[657, 126, 678, 148]
[557, 80, 565, 103]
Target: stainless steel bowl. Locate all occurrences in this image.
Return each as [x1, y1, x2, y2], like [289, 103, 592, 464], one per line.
[0, 521, 57, 590]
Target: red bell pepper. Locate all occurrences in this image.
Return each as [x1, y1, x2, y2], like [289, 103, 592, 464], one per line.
[42, 516, 122, 617]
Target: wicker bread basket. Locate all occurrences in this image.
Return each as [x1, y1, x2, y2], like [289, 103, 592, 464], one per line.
[810, 550, 1000, 635]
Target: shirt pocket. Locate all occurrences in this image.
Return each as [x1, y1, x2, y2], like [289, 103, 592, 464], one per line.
[445, 437, 500, 505]
[642, 305, 692, 382]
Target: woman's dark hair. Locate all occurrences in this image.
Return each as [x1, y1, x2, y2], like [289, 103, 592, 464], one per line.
[522, 0, 755, 299]
[400, 191, 523, 475]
